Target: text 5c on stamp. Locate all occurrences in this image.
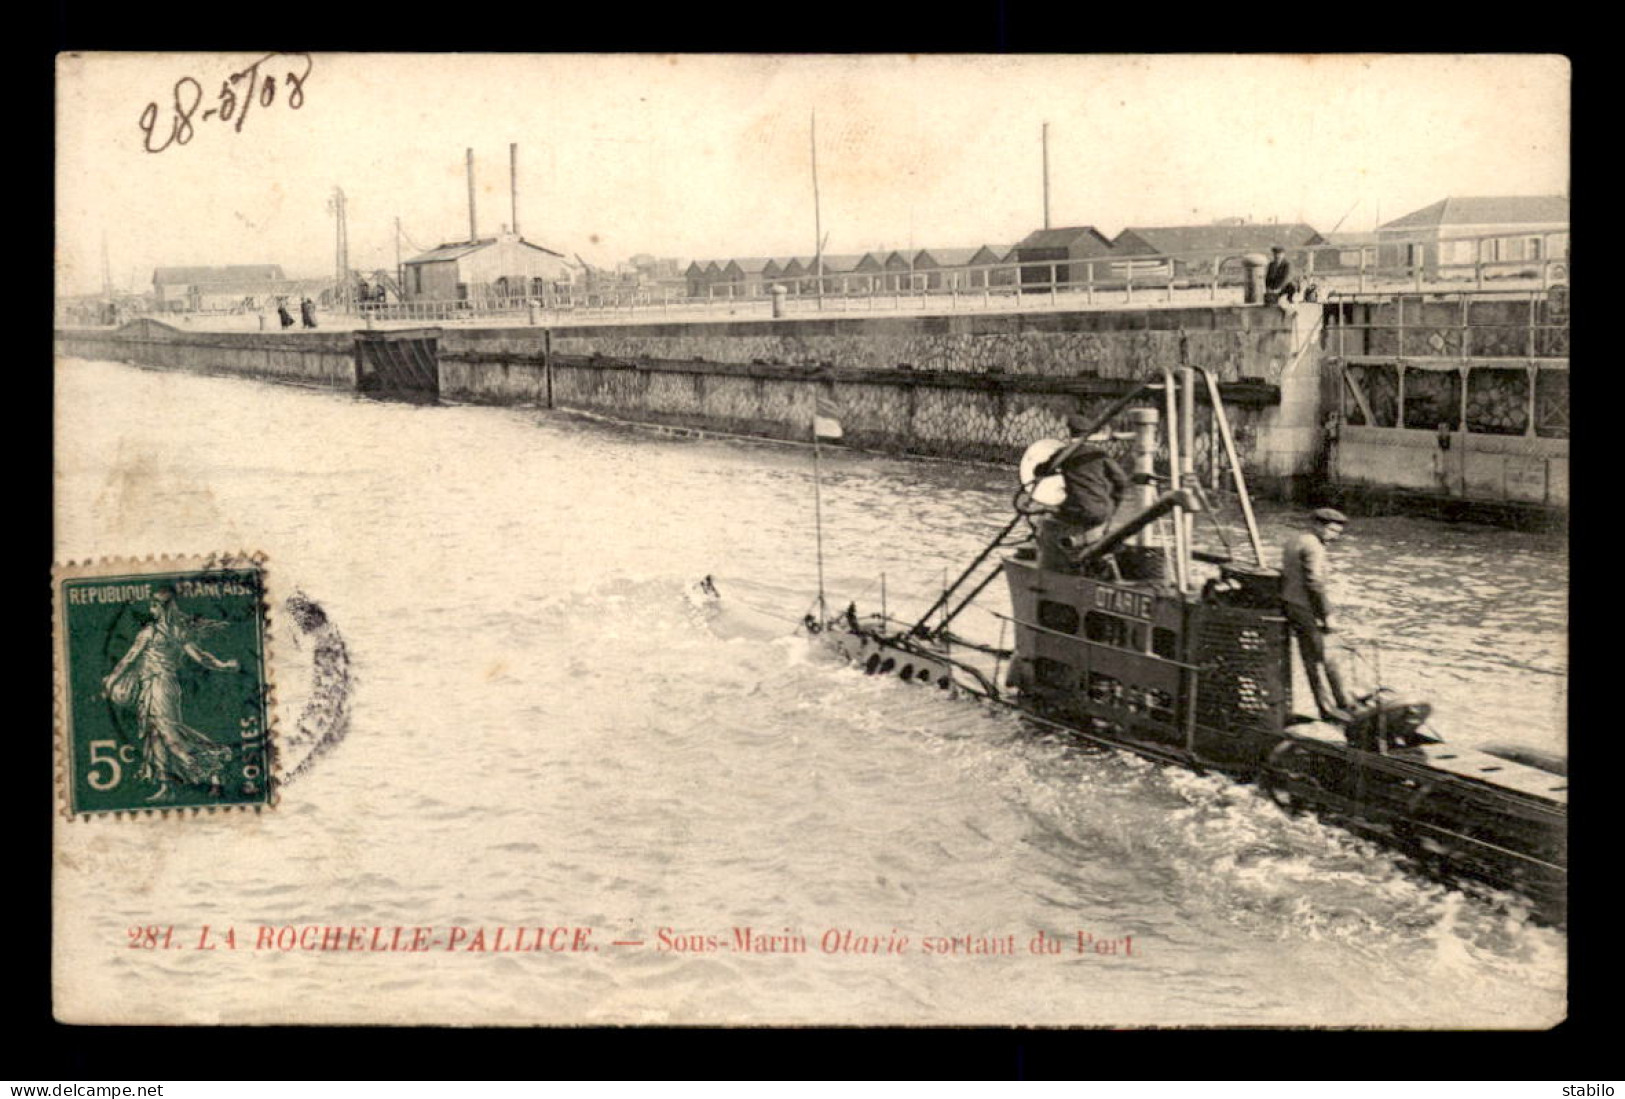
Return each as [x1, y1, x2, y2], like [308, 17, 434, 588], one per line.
[53, 554, 275, 816]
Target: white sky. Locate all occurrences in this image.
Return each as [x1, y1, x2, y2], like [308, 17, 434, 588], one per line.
[56, 53, 1570, 295]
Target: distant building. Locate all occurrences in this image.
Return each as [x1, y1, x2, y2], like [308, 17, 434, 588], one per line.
[804, 254, 867, 295]
[854, 252, 890, 293]
[779, 257, 809, 291]
[1110, 223, 1324, 281]
[622, 255, 685, 292]
[1011, 227, 1115, 290]
[910, 245, 1013, 289]
[686, 260, 725, 297]
[882, 250, 917, 291]
[1317, 231, 1381, 273]
[1375, 195, 1569, 274]
[401, 231, 574, 302]
[151, 264, 288, 311]
[721, 257, 774, 297]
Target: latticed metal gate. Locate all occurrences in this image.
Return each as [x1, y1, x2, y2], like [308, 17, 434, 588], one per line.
[1191, 603, 1293, 739]
[354, 327, 441, 402]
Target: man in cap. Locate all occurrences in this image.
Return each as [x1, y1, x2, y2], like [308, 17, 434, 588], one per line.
[1281, 507, 1352, 721]
[1033, 412, 1130, 573]
[1264, 245, 1297, 305]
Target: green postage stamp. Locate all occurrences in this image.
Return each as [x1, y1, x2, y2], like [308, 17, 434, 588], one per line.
[53, 554, 275, 816]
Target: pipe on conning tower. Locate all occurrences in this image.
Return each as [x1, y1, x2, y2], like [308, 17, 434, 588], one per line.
[1076, 490, 1196, 565]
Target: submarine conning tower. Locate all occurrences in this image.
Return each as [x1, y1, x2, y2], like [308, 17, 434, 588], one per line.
[1000, 365, 1298, 774]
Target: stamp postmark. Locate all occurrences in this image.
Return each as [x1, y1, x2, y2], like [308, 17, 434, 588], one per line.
[53, 553, 275, 817]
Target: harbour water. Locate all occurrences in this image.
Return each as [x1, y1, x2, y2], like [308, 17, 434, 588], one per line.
[53, 357, 1567, 1027]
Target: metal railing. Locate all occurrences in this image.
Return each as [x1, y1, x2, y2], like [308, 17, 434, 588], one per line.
[1325, 288, 1569, 362]
[59, 231, 1570, 329]
[335, 232, 1568, 325]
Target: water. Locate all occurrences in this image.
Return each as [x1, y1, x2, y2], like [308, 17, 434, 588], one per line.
[53, 358, 1567, 1027]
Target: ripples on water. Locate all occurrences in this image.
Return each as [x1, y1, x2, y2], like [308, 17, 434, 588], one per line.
[54, 359, 1566, 1026]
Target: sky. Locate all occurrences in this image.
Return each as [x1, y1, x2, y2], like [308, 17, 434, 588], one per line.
[56, 53, 1570, 296]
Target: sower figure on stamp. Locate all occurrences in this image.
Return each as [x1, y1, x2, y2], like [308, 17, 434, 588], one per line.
[1280, 508, 1353, 722]
[1034, 413, 1130, 574]
[102, 589, 239, 802]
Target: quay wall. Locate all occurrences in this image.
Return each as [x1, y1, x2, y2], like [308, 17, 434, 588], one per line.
[57, 306, 1331, 497]
[54, 318, 355, 388]
[539, 306, 1303, 383]
[437, 305, 1324, 492]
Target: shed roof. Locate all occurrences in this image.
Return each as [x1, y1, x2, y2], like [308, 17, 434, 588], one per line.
[1380, 195, 1569, 231]
[913, 247, 978, 267]
[811, 253, 866, 272]
[1013, 226, 1115, 253]
[404, 236, 567, 265]
[1113, 223, 1324, 255]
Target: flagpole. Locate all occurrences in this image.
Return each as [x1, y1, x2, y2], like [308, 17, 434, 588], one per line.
[812, 109, 824, 310]
[812, 428, 827, 622]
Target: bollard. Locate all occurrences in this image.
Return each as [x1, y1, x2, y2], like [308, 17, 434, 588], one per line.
[1241, 253, 1268, 304]
[771, 283, 787, 319]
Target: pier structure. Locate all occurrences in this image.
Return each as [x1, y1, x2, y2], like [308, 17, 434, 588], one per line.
[54, 289, 1569, 525]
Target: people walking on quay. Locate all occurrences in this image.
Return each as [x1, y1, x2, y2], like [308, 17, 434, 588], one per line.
[1281, 507, 1352, 721]
[277, 301, 295, 329]
[1033, 412, 1130, 573]
[300, 297, 318, 329]
[1264, 245, 1298, 305]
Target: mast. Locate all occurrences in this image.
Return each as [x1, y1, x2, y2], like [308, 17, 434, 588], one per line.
[1041, 122, 1051, 230]
[812, 110, 823, 309]
[467, 148, 478, 243]
[100, 230, 113, 301]
[510, 142, 520, 238]
[329, 187, 349, 310]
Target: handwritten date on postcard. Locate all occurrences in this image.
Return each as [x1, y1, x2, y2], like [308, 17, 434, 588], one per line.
[126, 924, 1135, 958]
[137, 52, 312, 154]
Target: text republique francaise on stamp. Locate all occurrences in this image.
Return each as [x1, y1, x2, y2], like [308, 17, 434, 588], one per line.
[53, 554, 274, 816]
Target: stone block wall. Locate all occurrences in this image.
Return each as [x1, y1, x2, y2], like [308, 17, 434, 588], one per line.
[55, 320, 355, 388]
[544, 306, 1300, 383]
